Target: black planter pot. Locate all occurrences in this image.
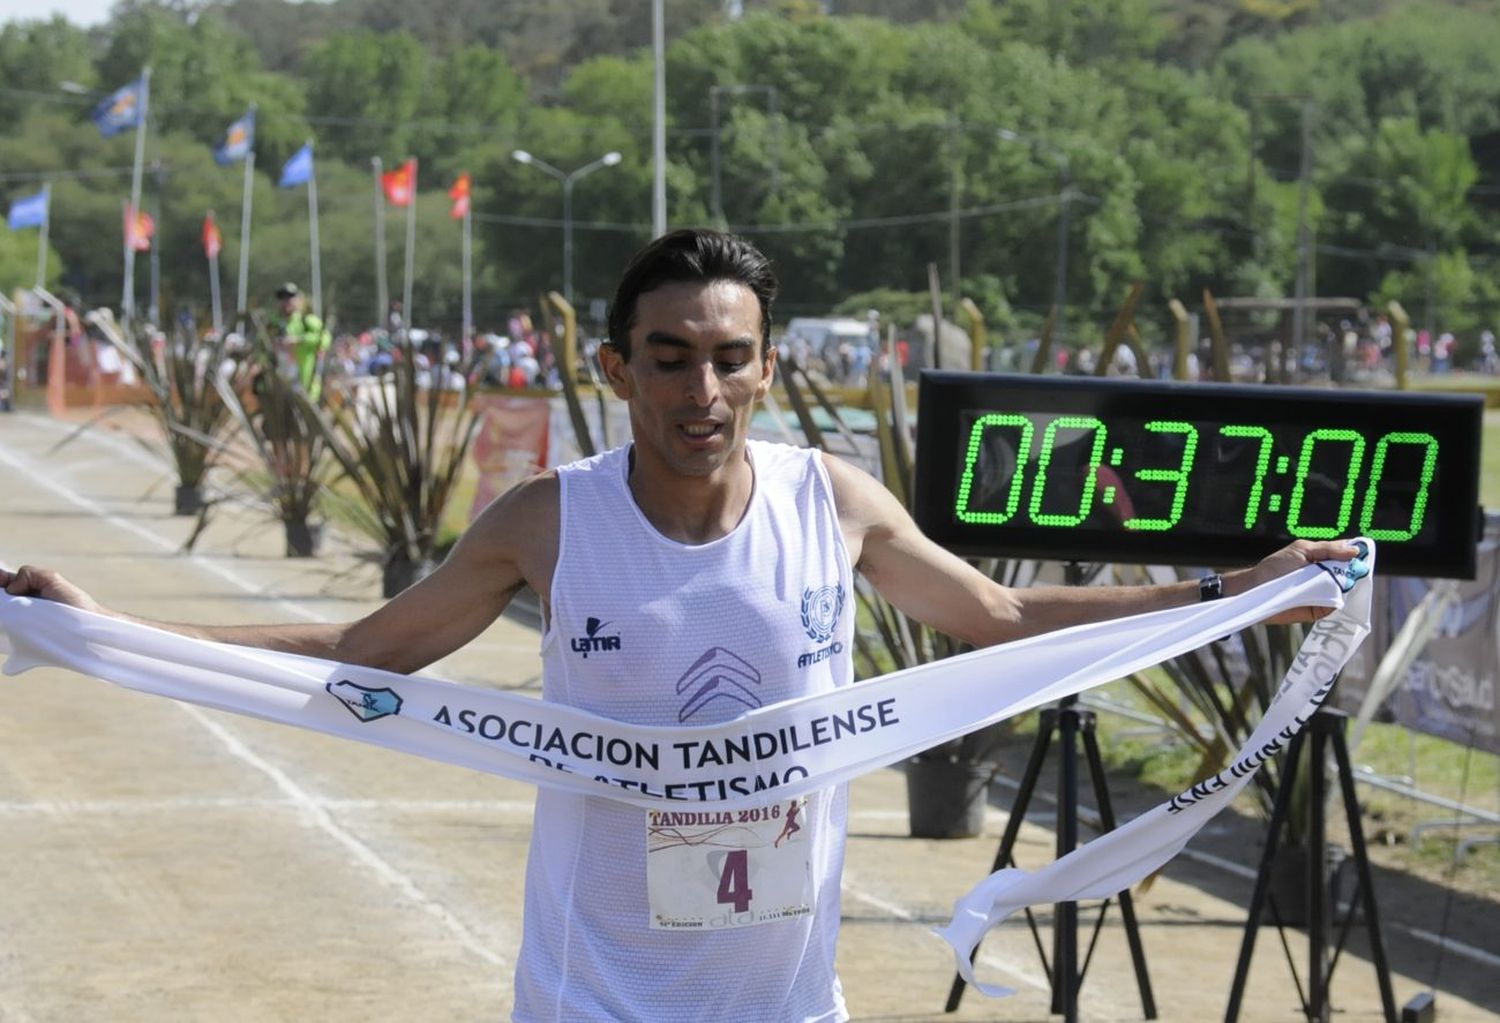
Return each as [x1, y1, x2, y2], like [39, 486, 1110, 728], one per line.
[284, 519, 323, 558]
[905, 758, 997, 839]
[174, 483, 205, 516]
[382, 554, 438, 598]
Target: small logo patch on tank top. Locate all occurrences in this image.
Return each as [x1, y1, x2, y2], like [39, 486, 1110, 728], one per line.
[797, 583, 845, 669]
[570, 616, 622, 658]
[800, 583, 844, 642]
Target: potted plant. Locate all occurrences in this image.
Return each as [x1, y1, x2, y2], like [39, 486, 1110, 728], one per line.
[215, 329, 336, 557]
[85, 310, 233, 516]
[309, 336, 484, 597]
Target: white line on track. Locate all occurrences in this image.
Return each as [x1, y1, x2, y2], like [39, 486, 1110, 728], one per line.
[0, 420, 507, 968]
[182, 702, 506, 966]
[840, 876, 1051, 994]
[1404, 926, 1500, 971]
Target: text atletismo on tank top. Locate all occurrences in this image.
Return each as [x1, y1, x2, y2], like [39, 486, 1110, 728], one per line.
[512, 441, 856, 1023]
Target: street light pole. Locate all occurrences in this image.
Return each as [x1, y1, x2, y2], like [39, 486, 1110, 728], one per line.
[998, 128, 1071, 345]
[651, 0, 666, 238]
[512, 150, 623, 305]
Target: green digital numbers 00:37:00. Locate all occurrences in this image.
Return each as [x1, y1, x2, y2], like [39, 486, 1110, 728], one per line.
[953, 414, 1440, 541]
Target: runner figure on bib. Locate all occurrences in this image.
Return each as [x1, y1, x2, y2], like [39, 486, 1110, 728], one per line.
[1, 228, 1357, 1021]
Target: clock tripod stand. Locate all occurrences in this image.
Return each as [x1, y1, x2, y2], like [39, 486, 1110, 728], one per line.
[945, 563, 1157, 1022]
[1224, 705, 1397, 1023]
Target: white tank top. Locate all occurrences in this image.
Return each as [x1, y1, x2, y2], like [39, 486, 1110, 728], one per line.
[513, 441, 855, 1022]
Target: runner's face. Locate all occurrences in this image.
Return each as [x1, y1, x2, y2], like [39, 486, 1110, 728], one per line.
[604, 280, 775, 479]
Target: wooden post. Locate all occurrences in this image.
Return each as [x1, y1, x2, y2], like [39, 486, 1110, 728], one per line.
[1388, 300, 1410, 391]
[1168, 298, 1192, 380]
[927, 262, 944, 371]
[1202, 289, 1232, 382]
[959, 297, 985, 371]
[1094, 281, 1145, 377]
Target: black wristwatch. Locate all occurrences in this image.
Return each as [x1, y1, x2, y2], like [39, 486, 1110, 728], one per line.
[1198, 572, 1224, 601]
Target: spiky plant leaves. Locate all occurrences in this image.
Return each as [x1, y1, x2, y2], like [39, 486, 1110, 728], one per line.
[82, 309, 234, 502]
[300, 336, 483, 590]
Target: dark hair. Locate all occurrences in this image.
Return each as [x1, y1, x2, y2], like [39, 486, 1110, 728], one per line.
[606, 228, 777, 360]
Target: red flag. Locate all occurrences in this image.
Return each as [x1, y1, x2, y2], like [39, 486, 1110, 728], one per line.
[202, 212, 223, 260]
[448, 172, 471, 219]
[382, 158, 417, 207]
[124, 203, 155, 252]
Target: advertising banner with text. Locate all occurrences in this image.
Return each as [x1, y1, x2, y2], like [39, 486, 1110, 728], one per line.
[1340, 512, 1499, 754]
[468, 395, 550, 521]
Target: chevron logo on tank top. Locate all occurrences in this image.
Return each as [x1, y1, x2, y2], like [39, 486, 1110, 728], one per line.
[675, 647, 762, 722]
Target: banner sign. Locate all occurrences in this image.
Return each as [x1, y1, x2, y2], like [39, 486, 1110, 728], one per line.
[0, 563, 1350, 811]
[1339, 511, 1499, 754]
[468, 395, 550, 521]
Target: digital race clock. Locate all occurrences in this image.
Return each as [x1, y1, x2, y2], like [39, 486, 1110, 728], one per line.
[912, 372, 1483, 578]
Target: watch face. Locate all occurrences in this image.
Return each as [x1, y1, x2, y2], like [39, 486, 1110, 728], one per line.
[913, 372, 1483, 579]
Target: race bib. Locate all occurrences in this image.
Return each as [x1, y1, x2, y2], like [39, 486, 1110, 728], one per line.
[646, 797, 813, 930]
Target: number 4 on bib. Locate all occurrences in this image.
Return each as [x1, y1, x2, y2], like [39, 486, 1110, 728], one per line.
[716, 849, 753, 913]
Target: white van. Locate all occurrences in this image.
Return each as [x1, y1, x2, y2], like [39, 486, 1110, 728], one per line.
[782, 317, 873, 377]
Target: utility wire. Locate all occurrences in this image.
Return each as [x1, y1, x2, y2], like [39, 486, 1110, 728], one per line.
[730, 192, 1075, 233]
[0, 166, 139, 183]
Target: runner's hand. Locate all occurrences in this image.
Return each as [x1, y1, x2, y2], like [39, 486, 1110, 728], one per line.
[1229, 540, 1363, 625]
[0, 565, 102, 613]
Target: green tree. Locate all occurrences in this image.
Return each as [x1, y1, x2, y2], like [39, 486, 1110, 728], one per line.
[0, 224, 62, 294]
[304, 31, 430, 163]
[1373, 249, 1500, 345]
[408, 44, 527, 171]
[959, 0, 1168, 65]
[0, 17, 96, 133]
[1319, 117, 1479, 303]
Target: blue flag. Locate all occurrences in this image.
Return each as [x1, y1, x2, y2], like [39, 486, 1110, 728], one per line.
[278, 144, 314, 188]
[214, 109, 256, 166]
[91, 77, 146, 138]
[7, 186, 49, 230]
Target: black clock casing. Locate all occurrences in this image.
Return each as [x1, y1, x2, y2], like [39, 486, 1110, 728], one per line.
[912, 372, 1483, 578]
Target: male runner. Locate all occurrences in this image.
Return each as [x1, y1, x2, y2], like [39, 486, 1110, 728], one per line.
[3, 228, 1354, 1021]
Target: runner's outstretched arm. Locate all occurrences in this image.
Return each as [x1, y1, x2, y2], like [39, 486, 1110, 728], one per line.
[1, 472, 560, 674]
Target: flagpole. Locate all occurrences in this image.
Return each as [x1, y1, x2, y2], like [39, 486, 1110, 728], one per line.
[236, 149, 254, 334]
[1, 292, 15, 413]
[372, 157, 388, 330]
[208, 212, 224, 336]
[402, 159, 416, 338]
[122, 66, 150, 329]
[306, 139, 323, 319]
[652, 0, 666, 238]
[34, 183, 49, 289]
[210, 250, 223, 337]
[149, 160, 162, 326]
[462, 202, 473, 349]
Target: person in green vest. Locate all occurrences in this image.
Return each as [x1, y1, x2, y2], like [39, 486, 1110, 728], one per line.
[273, 282, 332, 401]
